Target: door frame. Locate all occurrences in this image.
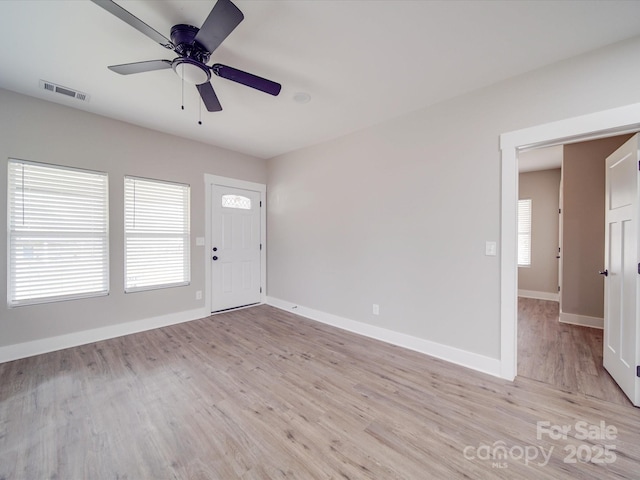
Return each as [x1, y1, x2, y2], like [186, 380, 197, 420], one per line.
[204, 174, 266, 313]
[500, 102, 640, 380]
[558, 171, 564, 313]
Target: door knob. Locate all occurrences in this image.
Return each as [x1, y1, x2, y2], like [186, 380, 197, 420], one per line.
[598, 269, 608, 277]
[212, 256, 218, 261]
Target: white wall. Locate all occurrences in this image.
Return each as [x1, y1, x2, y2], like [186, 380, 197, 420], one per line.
[266, 35, 640, 365]
[0, 89, 266, 353]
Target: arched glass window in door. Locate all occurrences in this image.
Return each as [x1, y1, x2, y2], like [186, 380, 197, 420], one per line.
[222, 194, 251, 210]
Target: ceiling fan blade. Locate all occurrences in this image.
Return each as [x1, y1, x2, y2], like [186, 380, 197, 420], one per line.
[194, 0, 244, 54]
[108, 60, 173, 75]
[91, 0, 174, 49]
[212, 64, 281, 96]
[197, 82, 223, 112]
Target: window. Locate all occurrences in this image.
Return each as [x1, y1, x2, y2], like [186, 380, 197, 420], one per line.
[124, 176, 190, 292]
[221, 194, 251, 210]
[7, 159, 109, 306]
[518, 198, 532, 267]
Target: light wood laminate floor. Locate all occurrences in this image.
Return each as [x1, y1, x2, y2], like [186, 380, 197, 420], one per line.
[517, 297, 631, 407]
[1, 304, 639, 479]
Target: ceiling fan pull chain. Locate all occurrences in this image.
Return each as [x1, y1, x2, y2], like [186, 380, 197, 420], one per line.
[181, 65, 185, 111]
[198, 96, 203, 125]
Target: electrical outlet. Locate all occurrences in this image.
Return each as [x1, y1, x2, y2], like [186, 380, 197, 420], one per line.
[373, 304, 380, 315]
[195, 290, 202, 300]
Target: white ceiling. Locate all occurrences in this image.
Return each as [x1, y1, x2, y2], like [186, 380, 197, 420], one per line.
[518, 145, 563, 173]
[2, 1, 640, 159]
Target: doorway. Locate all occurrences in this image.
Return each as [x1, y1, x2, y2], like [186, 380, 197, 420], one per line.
[204, 174, 266, 313]
[499, 102, 640, 386]
[516, 135, 638, 406]
[515, 144, 630, 405]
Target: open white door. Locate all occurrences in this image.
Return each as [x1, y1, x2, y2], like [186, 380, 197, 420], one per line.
[211, 184, 262, 312]
[558, 172, 563, 310]
[603, 133, 640, 406]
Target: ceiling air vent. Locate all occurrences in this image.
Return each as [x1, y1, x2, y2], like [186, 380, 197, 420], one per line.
[39, 80, 90, 102]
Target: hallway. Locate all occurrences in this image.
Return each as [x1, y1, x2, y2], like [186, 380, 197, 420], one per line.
[517, 297, 632, 407]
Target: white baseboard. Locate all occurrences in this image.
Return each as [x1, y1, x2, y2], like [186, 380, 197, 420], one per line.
[0, 307, 209, 364]
[518, 289, 559, 302]
[559, 311, 603, 329]
[266, 296, 503, 379]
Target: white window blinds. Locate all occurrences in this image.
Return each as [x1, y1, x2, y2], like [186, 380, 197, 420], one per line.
[518, 198, 532, 267]
[124, 176, 190, 292]
[7, 159, 109, 306]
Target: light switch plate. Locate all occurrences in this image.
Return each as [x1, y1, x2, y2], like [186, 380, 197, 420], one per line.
[485, 241, 497, 256]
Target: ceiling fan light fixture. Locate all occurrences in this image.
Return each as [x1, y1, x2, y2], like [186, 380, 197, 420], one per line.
[172, 58, 211, 85]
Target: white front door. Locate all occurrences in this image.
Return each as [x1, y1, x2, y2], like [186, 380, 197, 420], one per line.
[603, 133, 639, 406]
[211, 185, 262, 312]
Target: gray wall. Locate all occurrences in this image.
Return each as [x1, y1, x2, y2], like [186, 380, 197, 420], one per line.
[0, 88, 266, 347]
[518, 169, 561, 295]
[5, 35, 640, 364]
[561, 135, 631, 319]
[266, 35, 640, 359]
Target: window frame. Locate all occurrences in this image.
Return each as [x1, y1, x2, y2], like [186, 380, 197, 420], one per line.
[124, 175, 191, 293]
[7, 158, 109, 307]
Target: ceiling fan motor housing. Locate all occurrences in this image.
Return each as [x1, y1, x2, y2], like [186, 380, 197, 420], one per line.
[170, 24, 212, 85]
[170, 24, 211, 63]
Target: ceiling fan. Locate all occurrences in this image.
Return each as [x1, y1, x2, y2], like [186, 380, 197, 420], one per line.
[91, 0, 281, 112]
